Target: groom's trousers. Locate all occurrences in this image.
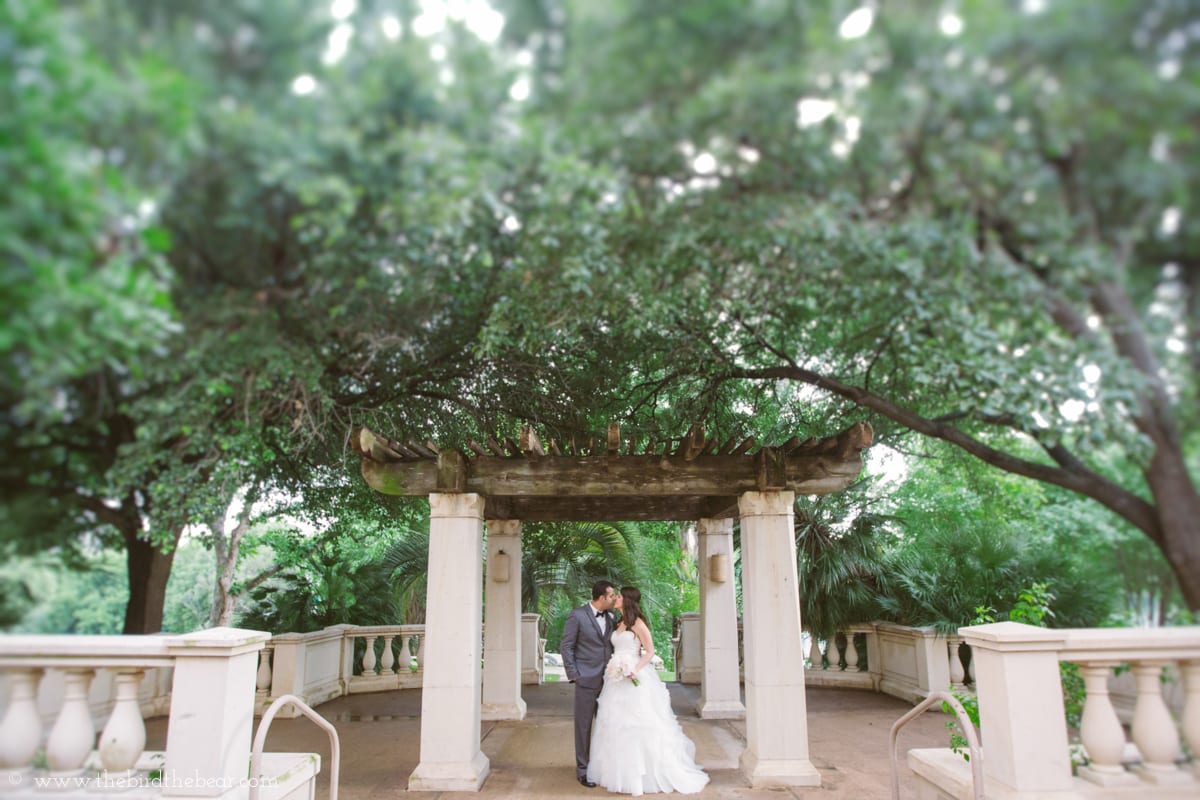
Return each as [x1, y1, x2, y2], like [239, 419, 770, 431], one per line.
[574, 682, 602, 778]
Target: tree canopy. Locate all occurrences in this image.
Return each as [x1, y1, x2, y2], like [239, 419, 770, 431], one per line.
[2, 0, 1197, 629]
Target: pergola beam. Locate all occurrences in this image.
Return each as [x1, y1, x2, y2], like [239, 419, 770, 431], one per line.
[354, 421, 873, 522]
[481, 494, 740, 522]
[360, 450, 865, 500]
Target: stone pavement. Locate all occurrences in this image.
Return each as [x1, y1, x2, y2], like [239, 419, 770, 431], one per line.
[149, 682, 951, 799]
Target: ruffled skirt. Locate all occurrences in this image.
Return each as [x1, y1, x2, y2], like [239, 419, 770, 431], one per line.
[586, 664, 709, 796]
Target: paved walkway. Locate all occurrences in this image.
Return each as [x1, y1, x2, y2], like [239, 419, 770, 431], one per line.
[151, 683, 951, 799]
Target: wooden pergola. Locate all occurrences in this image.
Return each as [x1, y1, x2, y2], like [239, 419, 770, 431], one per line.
[355, 421, 873, 520]
[353, 420, 873, 793]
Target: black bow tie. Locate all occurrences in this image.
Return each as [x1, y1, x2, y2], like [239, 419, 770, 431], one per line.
[595, 611, 606, 617]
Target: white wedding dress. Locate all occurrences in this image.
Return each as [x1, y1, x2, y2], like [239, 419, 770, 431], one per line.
[586, 630, 710, 796]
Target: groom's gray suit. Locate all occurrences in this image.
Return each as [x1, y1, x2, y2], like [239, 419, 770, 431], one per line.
[561, 602, 614, 780]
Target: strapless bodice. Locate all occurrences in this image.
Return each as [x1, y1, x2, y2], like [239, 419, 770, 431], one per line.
[612, 629, 639, 657]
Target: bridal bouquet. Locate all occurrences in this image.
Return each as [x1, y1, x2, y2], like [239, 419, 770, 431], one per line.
[605, 653, 640, 686]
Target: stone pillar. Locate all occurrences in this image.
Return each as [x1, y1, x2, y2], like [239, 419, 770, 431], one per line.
[959, 622, 1074, 793]
[738, 491, 820, 787]
[409, 493, 490, 792]
[162, 627, 270, 797]
[482, 519, 526, 721]
[698, 517, 745, 719]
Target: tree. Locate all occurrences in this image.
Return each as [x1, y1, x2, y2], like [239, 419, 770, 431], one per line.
[483, 0, 1200, 608]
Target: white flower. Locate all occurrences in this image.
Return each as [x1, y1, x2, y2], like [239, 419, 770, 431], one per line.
[605, 653, 640, 685]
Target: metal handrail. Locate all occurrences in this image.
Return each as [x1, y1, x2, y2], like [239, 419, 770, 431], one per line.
[250, 694, 341, 800]
[889, 690, 983, 800]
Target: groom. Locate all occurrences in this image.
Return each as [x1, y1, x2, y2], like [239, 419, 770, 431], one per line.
[561, 580, 618, 787]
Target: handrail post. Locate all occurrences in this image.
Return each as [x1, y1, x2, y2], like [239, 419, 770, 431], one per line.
[889, 691, 983, 800]
[250, 694, 340, 800]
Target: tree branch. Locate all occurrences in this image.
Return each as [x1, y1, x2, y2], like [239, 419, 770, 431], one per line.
[725, 364, 1163, 543]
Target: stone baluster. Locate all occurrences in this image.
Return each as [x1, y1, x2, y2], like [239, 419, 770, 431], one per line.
[963, 644, 975, 685]
[830, 635, 844, 670]
[844, 631, 860, 673]
[256, 645, 273, 693]
[1129, 661, 1187, 784]
[415, 633, 426, 672]
[361, 635, 378, 676]
[0, 668, 42, 775]
[1128, 662, 1185, 786]
[381, 635, 397, 676]
[98, 669, 146, 775]
[1076, 662, 1138, 786]
[1181, 660, 1199, 777]
[808, 635, 824, 670]
[948, 639, 965, 687]
[399, 634, 413, 672]
[46, 668, 95, 774]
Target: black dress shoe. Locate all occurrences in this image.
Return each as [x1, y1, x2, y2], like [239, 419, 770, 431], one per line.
[578, 777, 597, 788]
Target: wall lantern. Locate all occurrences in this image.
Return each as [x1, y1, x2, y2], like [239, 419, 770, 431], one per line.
[492, 550, 511, 583]
[709, 553, 729, 584]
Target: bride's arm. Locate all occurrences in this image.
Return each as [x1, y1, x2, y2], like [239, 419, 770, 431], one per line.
[631, 618, 654, 675]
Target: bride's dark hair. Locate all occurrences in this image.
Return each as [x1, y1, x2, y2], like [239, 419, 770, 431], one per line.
[618, 586, 644, 631]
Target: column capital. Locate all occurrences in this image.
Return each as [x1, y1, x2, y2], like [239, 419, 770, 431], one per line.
[738, 490, 795, 517]
[485, 519, 522, 536]
[697, 517, 734, 535]
[430, 492, 485, 519]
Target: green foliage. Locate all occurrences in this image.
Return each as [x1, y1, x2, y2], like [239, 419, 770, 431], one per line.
[13, 551, 129, 634]
[0, 0, 181, 423]
[794, 491, 890, 640]
[5, 0, 1196, 633]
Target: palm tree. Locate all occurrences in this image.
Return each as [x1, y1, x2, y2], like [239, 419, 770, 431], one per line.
[793, 495, 891, 642]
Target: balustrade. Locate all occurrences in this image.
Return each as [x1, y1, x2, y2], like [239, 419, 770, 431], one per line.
[0, 637, 174, 780]
[912, 623, 1199, 798]
[344, 625, 425, 694]
[1062, 630, 1198, 788]
[0, 628, 302, 798]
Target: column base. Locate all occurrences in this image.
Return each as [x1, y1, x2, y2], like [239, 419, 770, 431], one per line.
[1130, 764, 1195, 785]
[698, 699, 745, 719]
[408, 751, 490, 792]
[481, 699, 527, 721]
[1078, 764, 1140, 787]
[740, 749, 821, 788]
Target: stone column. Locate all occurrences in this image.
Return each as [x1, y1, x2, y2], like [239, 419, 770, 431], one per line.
[409, 493, 490, 792]
[738, 491, 820, 788]
[959, 622, 1074, 793]
[482, 519, 527, 721]
[698, 517, 745, 719]
[162, 627, 270, 797]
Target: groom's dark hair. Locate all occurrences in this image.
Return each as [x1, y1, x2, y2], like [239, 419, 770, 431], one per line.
[591, 580, 614, 601]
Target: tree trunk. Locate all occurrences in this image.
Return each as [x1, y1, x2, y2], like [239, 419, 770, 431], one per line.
[1146, 454, 1200, 610]
[123, 529, 181, 634]
[207, 487, 257, 628]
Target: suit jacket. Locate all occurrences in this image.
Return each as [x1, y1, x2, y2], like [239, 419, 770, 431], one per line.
[561, 603, 614, 689]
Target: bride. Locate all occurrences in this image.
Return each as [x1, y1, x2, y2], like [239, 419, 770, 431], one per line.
[586, 586, 710, 795]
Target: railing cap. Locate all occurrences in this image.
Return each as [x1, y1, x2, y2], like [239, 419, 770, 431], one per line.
[959, 621, 1065, 652]
[1060, 625, 1200, 661]
[164, 627, 270, 657]
[873, 621, 945, 638]
[0, 634, 174, 668]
